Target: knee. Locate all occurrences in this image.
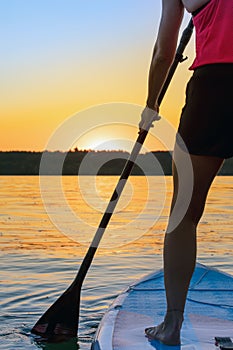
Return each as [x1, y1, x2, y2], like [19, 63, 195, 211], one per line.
[186, 192, 206, 226]
[168, 194, 205, 233]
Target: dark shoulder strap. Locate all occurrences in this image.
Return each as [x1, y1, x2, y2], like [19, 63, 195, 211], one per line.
[192, 1, 211, 17]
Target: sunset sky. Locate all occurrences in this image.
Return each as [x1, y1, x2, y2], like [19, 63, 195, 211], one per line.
[1, 1, 194, 152]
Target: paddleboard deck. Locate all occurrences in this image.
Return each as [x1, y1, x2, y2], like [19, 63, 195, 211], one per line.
[91, 263, 233, 349]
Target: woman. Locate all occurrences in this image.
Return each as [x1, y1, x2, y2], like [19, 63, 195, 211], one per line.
[139, 0, 233, 345]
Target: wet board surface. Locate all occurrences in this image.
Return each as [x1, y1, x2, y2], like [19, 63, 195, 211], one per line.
[91, 263, 233, 350]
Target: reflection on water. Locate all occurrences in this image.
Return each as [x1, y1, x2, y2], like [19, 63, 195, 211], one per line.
[0, 176, 232, 349]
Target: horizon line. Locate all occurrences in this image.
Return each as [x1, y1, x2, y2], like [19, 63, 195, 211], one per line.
[0, 149, 172, 153]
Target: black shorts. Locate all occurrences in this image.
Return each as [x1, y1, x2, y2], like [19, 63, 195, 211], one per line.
[177, 64, 233, 159]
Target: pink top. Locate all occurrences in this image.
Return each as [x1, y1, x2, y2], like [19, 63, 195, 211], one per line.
[190, 0, 233, 70]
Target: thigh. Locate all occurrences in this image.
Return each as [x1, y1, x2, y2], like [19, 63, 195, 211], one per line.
[169, 144, 224, 231]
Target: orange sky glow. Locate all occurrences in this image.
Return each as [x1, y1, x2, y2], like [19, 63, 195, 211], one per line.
[1, 1, 194, 152]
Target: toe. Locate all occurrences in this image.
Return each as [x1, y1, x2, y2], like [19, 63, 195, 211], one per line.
[145, 326, 158, 337]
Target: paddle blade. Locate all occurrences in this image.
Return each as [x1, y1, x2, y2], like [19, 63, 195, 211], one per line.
[31, 287, 81, 342]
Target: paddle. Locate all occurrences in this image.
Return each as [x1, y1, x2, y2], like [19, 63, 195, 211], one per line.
[31, 18, 194, 341]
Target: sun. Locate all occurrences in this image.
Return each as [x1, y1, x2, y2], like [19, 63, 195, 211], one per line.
[73, 124, 137, 152]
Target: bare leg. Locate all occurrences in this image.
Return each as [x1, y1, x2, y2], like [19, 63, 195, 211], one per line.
[145, 145, 224, 345]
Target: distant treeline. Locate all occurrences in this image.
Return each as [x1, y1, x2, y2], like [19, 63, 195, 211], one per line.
[1, 150, 233, 175]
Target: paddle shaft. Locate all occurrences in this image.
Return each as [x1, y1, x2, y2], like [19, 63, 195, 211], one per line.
[72, 130, 147, 287]
[72, 18, 194, 288]
[31, 18, 194, 339]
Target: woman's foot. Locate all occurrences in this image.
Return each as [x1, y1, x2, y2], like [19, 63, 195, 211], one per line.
[145, 310, 183, 346]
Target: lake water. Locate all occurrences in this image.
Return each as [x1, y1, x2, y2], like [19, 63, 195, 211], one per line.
[0, 176, 232, 350]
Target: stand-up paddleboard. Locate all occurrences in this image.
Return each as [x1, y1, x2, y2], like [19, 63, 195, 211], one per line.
[91, 263, 233, 349]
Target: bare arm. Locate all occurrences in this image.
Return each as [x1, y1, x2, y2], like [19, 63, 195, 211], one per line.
[146, 0, 184, 110]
